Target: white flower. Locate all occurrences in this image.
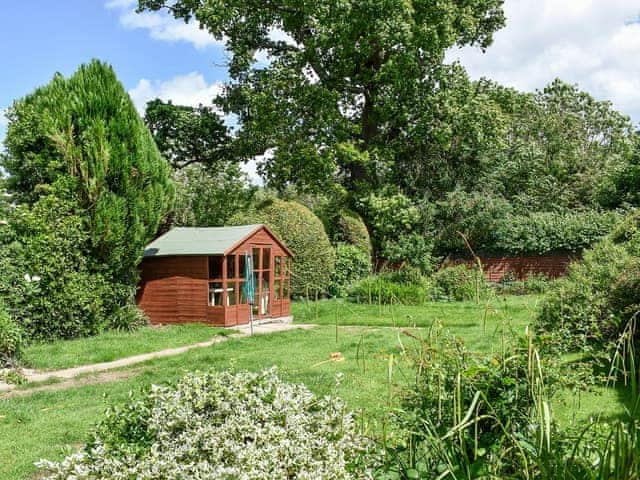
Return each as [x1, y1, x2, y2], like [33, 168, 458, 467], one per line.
[38, 368, 377, 480]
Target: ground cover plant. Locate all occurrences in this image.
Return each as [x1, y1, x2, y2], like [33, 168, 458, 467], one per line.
[39, 368, 375, 480]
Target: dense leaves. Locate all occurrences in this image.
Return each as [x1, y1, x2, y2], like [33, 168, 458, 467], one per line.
[39, 369, 374, 479]
[537, 211, 640, 351]
[171, 163, 256, 227]
[329, 244, 372, 297]
[0, 196, 131, 340]
[1, 60, 174, 286]
[144, 98, 232, 170]
[0, 60, 173, 340]
[138, 0, 505, 198]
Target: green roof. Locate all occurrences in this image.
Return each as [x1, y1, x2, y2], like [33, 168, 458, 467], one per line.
[144, 225, 264, 257]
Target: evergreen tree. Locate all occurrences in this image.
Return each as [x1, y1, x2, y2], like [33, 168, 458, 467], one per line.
[1, 60, 174, 306]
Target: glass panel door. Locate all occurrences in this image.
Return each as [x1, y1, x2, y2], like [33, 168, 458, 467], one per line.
[250, 245, 272, 318]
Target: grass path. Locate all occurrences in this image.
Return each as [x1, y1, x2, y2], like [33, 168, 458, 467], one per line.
[1, 323, 314, 395]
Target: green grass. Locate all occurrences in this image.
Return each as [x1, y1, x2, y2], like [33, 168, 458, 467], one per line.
[1, 326, 412, 480]
[21, 324, 227, 370]
[293, 295, 540, 352]
[0, 295, 628, 479]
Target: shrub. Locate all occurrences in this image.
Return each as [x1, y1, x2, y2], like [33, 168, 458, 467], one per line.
[495, 273, 552, 296]
[0, 303, 22, 366]
[358, 192, 436, 272]
[348, 272, 432, 306]
[0, 196, 136, 340]
[381, 331, 553, 479]
[231, 199, 336, 297]
[38, 369, 374, 480]
[432, 264, 490, 302]
[536, 210, 640, 352]
[323, 208, 373, 256]
[329, 244, 372, 297]
[492, 210, 622, 255]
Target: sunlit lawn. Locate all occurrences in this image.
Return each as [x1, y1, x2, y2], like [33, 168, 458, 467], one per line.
[21, 324, 228, 371]
[0, 294, 628, 479]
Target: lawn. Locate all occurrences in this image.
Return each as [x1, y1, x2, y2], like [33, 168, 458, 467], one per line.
[21, 324, 228, 370]
[0, 295, 628, 479]
[293, 295, 541, 351]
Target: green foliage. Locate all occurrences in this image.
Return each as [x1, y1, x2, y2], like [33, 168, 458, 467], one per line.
[1, 59, 174, 288]
[359, 192, 436, 272]
[387, 341, 541, 478]
[144, 98, 231, 170]
[0, 196, 131, 340]
[0, 303, 22, 366]
[321, 207, 372, 257]
[536, 211, 640, 351]
[495, 273, 552, 296]
[482, 79, 634, 213]
[492, 210, 622, 255]
[139, 0, 505, 198]
[435, 188, 513, 254]
[348, 272, 432, 306]
[172, 163, 256, 227]
[436, 188, 621, 255]
[231, 199, 336, 297]
[432, 264, 490, 302]
[329, 244, 372, 297]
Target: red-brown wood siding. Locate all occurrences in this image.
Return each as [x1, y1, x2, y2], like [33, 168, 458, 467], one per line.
[137, 256, 209, 325]
[137, 226, 292, 326]
[444, 253, 578, 282]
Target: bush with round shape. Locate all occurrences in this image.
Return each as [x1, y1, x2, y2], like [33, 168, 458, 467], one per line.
[0, 195, 134, 340]
[38, 368, 374, 480]
[324, 208, 372, 256]
[231, 199, 336, 297]
[329, 243, 372, 297]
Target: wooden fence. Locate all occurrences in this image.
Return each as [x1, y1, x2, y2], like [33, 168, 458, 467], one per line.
[444, 252, 579, 283]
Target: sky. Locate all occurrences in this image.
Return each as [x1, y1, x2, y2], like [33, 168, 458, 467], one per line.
[1, 0, 640, 157]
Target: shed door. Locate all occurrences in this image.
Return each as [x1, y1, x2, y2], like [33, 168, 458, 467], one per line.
[251, 245, 272, 318]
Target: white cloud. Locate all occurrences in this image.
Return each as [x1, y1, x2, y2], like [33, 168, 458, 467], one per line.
[447, 1, 640, 123]
[106, 0, 221, 49]
[128, 71, 224, 113]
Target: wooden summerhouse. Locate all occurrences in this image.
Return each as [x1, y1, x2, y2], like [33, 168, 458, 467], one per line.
[137, 225, 293, 327]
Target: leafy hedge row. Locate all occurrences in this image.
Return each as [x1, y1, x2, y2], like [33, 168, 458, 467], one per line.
[492, 210, 622, 255]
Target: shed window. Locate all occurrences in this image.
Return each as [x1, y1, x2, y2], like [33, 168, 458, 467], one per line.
[209, 282, 224, 306]
[209, 256, 223, 279]
[227, 255, 236, 278]
[239, 254, 247, 276]
[274, 256, 281, 276]
[262, 248, 271, 270]
[227, 286, 236, 306]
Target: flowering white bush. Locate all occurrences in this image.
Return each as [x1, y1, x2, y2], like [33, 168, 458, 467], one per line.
[38, 368, 375, 479]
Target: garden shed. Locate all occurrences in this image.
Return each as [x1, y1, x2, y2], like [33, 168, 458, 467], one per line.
[137, 224, 293, 327]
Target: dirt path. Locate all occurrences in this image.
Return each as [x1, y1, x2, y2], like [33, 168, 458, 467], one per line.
[0, 322, 315, 396]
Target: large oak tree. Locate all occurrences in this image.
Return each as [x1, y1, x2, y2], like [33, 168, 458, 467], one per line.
[138, 0, 506, 199]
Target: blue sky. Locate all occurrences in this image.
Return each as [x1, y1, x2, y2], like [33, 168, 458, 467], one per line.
[1, 1, 640, 151]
